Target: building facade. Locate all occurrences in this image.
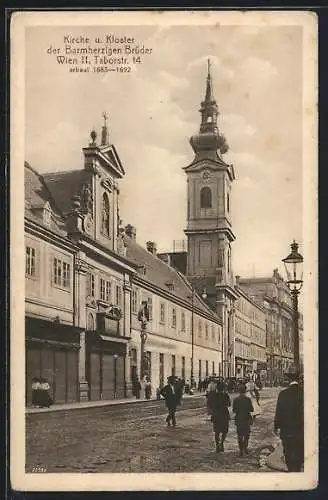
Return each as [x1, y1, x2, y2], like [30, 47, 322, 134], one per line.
[183, 60, 239, 377]
[234, 286, 267, 380]
[126, 236, 223, 396]
[25, 117, 223, 405]
[238, 269, 303, 384]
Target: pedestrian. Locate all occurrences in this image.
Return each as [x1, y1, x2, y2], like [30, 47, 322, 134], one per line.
[232, 383, 254, 457]
[209, 382, 231, 452]
[160, 376, 181, 427]
[245, 377, 261, 419]
[145, 377, 152, 400]
[206, 377, 217, 420]
[39, 377, 52, 408]
[31, 377, 41, 407]
[274, 370, 304, 472]
[135, 377, 141, 399]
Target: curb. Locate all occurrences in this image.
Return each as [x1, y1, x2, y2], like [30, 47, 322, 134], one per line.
[26, 393, 203, 415]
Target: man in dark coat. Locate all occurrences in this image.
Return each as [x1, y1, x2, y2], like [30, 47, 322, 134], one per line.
[274, 370, 304, 472]
[160, 376, 181, 427]
[232, 383, 254, 456]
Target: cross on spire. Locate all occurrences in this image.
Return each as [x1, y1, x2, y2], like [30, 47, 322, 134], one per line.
[101, 111, 109, 145]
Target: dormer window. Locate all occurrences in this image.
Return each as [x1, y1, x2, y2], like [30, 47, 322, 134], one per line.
[43, 202, 52, 226]
[165, 281, 175, 291]
[101, 192, 110, 237]
[137, 265, 146, 276]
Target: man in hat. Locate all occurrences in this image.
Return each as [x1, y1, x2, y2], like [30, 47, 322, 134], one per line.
[274, 369, 304, 472]
[232, 383, 254, 457]
[160, 376, 181, 427]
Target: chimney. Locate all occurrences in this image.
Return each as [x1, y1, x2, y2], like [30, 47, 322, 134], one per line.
[125, 224, 136, 240]
[157, 253, 171, 266]
[146, 241, 157, 254]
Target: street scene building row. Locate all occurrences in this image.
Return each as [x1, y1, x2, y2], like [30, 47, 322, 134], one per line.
[24, 61, 303, 405]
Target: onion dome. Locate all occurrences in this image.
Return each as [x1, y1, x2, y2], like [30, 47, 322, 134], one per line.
[190, 59, 229, 156]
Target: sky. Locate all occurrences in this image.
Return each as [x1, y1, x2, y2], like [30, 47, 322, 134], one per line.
[25, 23, 303, 278]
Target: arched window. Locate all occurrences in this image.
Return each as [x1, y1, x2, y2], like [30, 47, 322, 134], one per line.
[101, 192, 110, 237]
[200, 186, 212, 209]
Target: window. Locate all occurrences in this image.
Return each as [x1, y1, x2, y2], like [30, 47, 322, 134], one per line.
[199, 359, 202, 380]
[212, 361, 215, 376]
[147, 297, 153, 320]
[212, 325, 215, 341]
[227, 192, 230, 213]
[87, 273, 95, 297]
[172, 308, 177, 328]
[100, 278, 111, 303]
[181, 311, 186, 332]
[198, 320, 202, 337]
[205, 360, 209, 377]
[116, 284, 123, 308]
[26, 247, 36, 276]
[131, 288, 138, 314]
[205, 324, 209, 340]
[101, 192, 110, 237]
[63, 262, 70, 288]
[53, 257, 71, 289]
[160, 303, 166, 323]
[200, 186, 212, 209]
[172, 355, 176, 377]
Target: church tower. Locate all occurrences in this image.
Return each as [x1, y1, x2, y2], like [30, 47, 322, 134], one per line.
[184, 60, 239, 376]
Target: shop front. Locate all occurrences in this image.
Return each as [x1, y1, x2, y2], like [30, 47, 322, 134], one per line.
[25, 316, 82, 406]
[235, 357, 252, 379]
[86, 306, 130, 401]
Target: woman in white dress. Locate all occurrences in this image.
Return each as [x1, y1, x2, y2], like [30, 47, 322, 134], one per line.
[245, 379, 261, 417]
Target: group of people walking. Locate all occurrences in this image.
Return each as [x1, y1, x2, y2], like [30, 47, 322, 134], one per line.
[206, 377, 260, 456]
[159, 371, 304, 472]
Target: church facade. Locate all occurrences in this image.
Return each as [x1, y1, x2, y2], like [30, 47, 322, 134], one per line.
[25, 114, 223, 406]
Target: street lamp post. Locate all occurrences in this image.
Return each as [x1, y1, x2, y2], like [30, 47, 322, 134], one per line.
[138, 301, 149, 382]
[282, 240, 303, 373]
[190, 287, 195, 387]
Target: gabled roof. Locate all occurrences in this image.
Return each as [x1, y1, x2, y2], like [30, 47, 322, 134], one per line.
[24, 162, 67, 235]
[124, 236, 221, 322]
[43, 169, 91, 215]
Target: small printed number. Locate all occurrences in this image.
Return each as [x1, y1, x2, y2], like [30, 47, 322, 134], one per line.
[32, 465, 47, 473]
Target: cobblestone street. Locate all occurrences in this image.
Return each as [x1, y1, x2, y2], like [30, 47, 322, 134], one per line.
[26, 388, 280, 473]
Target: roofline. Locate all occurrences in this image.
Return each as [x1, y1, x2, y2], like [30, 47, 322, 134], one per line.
[81, 236, 139, 274]
[25, 162, 66, 218]
[25, 217, 80, 252]
[235, 285, 266, 313]
[132, 273, 222, 325]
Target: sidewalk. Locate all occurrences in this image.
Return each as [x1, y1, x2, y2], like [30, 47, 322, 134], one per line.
[26, 392, 204, 415]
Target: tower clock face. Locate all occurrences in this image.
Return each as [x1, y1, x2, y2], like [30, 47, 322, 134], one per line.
[202, 169, 210, 182]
